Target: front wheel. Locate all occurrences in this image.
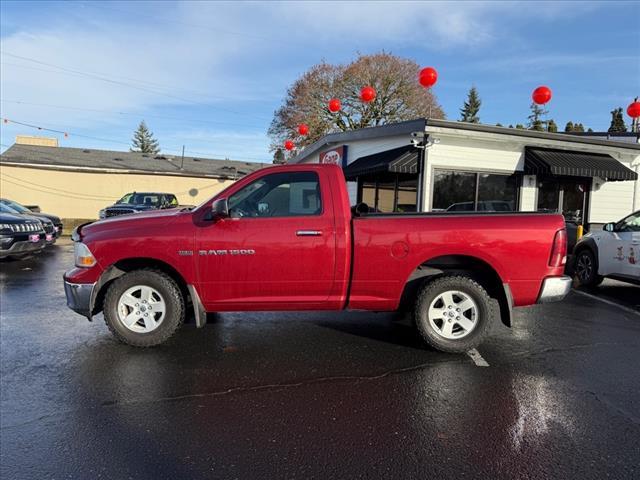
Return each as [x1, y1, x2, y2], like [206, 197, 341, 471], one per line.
[103, 269, 185, 347]
[413, 275, 494, 353]
[574, 249, 603, 287]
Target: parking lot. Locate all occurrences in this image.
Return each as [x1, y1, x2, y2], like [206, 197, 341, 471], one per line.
[1, 240, 639, 480]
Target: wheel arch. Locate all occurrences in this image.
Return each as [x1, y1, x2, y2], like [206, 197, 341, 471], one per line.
[400, 254, 512, 327]
[91, 257, 193, 321]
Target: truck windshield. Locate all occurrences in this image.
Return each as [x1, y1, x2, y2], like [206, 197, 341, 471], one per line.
[118, 193, 165, 206]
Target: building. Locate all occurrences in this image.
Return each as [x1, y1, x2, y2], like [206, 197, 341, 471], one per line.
[289, 119, 640, 229]
[0, 144, 264, 227]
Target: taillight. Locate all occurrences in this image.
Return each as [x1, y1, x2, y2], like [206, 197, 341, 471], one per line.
[549, 228, 567, 267]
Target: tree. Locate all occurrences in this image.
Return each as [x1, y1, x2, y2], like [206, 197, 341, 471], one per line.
[268, 52, 444, 155]
[547, 119, 558, 133]
[528, 103, 547, 131]
[460, 86, 481, 123]
[273, 148, 285, 165]
[496, 123, 503, 127]
[515, 124, 525, 129]
[564, 121, 574, 132]
[608, 107, 628, 133]
[587, 128, 594, 132]
[131, 121, 160, 154]
[573, 123, 585, 132]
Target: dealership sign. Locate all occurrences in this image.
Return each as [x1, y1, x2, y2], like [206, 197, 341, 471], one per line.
[319, 145, 348, 168]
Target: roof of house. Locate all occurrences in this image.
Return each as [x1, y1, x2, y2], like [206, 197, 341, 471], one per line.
[291, 118, 640, 163]
[0, 144, 266, 178]
[563, 131, 640, 145]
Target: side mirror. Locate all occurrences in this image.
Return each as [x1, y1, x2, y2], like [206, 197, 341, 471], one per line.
[209, 198, 229, 221]
[603, 222, 615, 232]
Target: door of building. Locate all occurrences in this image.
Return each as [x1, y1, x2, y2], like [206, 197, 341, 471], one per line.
[537, 177, 590, 225]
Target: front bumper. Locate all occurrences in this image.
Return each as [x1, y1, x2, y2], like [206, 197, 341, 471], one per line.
[64, 281, 95, 319]
[537, 275, 572, 303]
[0, 237, 46, 258]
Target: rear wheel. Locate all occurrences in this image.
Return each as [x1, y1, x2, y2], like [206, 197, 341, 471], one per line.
[575, 249, 603, 287]
[414, 275, 494, 353]
[103, 269, 185, 347]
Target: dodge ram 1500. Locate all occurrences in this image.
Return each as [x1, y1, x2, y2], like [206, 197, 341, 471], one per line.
[64, 164, 571, 353]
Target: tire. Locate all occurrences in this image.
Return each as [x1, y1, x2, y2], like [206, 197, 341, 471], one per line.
[413, 275, 494, 354]
[103, 269, 185, 347]
[574, 249, 603, 287]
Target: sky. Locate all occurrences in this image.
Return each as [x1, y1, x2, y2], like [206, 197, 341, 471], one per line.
[1, 0, 639, 164]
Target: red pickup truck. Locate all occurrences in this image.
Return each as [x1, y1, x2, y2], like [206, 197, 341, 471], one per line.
[64, 164, 570, 353]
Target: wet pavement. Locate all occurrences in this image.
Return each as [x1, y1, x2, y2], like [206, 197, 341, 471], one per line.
[1, 240, 639, 479]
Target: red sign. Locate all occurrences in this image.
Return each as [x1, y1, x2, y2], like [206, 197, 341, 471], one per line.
[319, 145, 347, 167]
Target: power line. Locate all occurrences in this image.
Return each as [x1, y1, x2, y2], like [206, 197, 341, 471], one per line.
[1, 118, 272, 162]
[0, 99, 267, 129]
[0, 51, 273, 120]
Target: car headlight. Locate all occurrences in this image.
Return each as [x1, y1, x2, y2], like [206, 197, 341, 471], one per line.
[99, 209, 106, 219]
[74, 242, 97, 268]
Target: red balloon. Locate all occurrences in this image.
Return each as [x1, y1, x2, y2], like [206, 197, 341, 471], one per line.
[284, 140, 294, 151]
[328, 98, 341, 113]
[627, 101, 640, 118]
[419, 67, 438, 88]
[297, 124, 309, 136]
[360, 86, 376, 103]
[532, 86, 552, 105]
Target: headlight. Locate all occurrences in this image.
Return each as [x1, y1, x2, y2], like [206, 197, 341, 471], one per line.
[99, 209, 106, 219]
[74, 242, 97, 268]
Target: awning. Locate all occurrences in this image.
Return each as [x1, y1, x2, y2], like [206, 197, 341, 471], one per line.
[524, 147, 637, 181]
[343, 145, 419, 179]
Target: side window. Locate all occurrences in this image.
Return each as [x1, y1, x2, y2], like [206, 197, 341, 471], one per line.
[618, 213, 640, 232]
[228, 172, 322, 218]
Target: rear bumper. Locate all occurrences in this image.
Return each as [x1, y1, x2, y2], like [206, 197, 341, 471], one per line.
[64, 280, 95, 319]
[537, 276, 572, 303]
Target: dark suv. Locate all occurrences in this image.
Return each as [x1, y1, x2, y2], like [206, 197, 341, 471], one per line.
[0, 205, 46, 260]
[0, 198, 63, 238]
[99, 192, 179, 219]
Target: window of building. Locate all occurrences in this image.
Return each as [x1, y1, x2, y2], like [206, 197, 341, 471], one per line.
[356, 173, 419, 213]
[228, 171, 321, 217]
[432, 170, 519, 212]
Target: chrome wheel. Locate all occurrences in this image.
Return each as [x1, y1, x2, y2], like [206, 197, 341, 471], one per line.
[576, 252, 593, 282]
[117, 285, 166, 333]
[427, 290, 478, 340]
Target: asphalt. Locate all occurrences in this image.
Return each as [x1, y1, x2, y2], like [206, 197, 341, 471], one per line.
[1, 240, 639, 480]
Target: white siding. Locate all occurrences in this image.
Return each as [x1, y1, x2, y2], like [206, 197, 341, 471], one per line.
[589, 177, 636, 223]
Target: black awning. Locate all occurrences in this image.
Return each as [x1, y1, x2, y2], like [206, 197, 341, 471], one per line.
[343, 145, 419, 179]
[524, 147, 637, 181]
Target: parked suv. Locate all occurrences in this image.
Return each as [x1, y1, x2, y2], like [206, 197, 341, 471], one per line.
[0, 205, 46, 260]
[574, 211, 640, 286]
[99, 192, 179, 218]
[0, 198, 63, 238]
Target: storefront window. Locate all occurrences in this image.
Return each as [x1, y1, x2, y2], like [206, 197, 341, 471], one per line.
[432, 170, 519, 212]
[357, 173, 419, 213]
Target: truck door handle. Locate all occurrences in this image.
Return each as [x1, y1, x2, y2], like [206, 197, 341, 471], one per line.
[296, 230, 322, 236]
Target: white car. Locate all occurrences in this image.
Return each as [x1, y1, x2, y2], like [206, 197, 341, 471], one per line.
[574, 211, 640, 286]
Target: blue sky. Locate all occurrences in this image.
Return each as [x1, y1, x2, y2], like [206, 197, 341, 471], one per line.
[1, 1, 639, 163]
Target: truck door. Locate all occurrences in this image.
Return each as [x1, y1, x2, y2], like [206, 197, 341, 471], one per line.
[195, 170, 337, 308]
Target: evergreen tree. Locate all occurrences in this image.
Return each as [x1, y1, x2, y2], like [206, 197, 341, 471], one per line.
[528, 103, 547, 131]
[496, 123, 503, 127]
[547, 119, 558, 133]
[573, 123, 585, 132]
[515, 124, 525, 129]
[608, 107, 628, 133]
[460, 86, 481, 123]
[564, 121, 574, 132]
[131, 121, 160, 154]
[587, 128, 594, 132]
[508, 124, 514, 129]
[273, 148, 286, 164]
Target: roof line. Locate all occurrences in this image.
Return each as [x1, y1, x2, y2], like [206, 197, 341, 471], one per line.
[291, 118, 640, 162]
[0, 161, 234, 179]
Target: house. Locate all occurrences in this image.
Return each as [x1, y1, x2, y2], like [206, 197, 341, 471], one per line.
[289, 119, 640, 229]
[0, 144, 265, 224]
